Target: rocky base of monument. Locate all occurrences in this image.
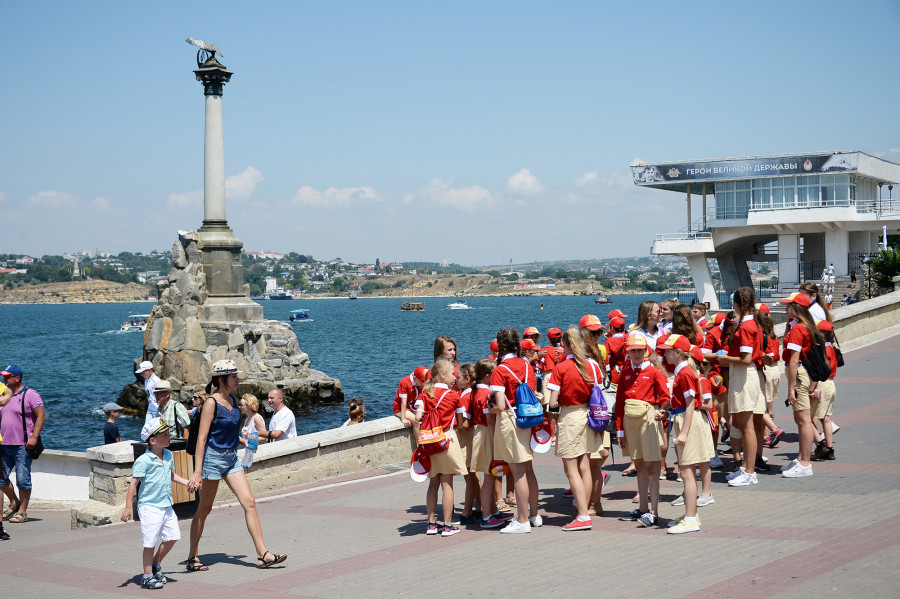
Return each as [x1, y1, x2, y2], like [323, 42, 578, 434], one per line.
[119, 230, 343, 414]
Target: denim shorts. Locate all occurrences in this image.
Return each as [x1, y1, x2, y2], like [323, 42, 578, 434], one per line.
[0, 445, 33, 490]
[201, 446, 242, 480]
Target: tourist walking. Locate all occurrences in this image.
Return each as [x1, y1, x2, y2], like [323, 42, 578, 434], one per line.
[186, 360, 286, 571]
[0, 365, 45, 524]
[136, 361, 162, 427]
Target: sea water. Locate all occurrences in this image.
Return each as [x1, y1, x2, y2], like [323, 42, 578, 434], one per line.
[0, 293, 662, 451]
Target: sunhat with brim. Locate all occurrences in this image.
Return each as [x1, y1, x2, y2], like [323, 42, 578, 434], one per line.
[530, 418, 553, 454]
[410, 449, 431, 482]
[625, 332, 649, 352]
[780, 292, 811, 308]
[211, 359, 239, 375]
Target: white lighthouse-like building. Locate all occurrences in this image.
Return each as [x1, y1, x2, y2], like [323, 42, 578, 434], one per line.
[635, 151, 900, 309]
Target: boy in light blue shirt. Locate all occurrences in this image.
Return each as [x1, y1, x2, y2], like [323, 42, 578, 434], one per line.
[122, 418, 189, 589]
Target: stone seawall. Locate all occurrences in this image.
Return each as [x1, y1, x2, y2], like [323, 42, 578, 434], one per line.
[0, 280, 152, 304]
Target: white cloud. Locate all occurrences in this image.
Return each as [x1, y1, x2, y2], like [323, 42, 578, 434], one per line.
[408, 178, 495, 212]
[507, 169, 544, 195]
[291, 185, 379, 208]
[226, 166, 264, 200]
[91, 196, 111, 211]
[573, 170, 599, 187]
[28, 190, 76, 208]
[167, 189, 202, 208]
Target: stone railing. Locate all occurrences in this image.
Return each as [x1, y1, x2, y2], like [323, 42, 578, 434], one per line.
[70, 416, 413, 528]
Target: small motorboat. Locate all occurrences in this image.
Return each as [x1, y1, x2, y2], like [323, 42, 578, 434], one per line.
[120, 314, 150, 332]
[348, 293, 358, 300]
[289, 309, 313, 322]
[401, 302, 425, 311]
[447, 300, 470, 309]
[594, 294, 612, 304]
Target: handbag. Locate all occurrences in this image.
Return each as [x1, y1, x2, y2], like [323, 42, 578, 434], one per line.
[624, 398, 651, 419]
[20, 388, 44, 460]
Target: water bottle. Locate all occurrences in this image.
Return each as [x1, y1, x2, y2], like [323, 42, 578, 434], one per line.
[242, 430, 258, 467]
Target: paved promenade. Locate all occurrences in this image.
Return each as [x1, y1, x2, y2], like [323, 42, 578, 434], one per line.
[2, 332, 900, 598]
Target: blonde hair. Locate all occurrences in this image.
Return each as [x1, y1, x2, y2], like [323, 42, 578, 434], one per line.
[424, 359, 454, 397]
[562, 326, 593, 383]
[241, 393, 259, 412]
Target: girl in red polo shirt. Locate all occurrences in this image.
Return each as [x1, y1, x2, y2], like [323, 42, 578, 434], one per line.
[615, 332, 670, 528]
[717, 287, 764, 487]
[811, 320, 838, 461]
[416, 359, 466, 536]
[547, 327, 605, 531]
[490, 327, 540, 534]
[454, 363, 482, 524]
[779, 292, 819, 478]
[758, 310, 785, 448]
[659, 334, 714, 534]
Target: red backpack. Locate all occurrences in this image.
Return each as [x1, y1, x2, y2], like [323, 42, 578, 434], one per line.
[416, 388, 452, 457]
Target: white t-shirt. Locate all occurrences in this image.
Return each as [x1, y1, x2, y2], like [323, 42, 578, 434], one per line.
[268, 406, 297, 441]
[809, 300, 827, 323]
[144, 373, 161, 426]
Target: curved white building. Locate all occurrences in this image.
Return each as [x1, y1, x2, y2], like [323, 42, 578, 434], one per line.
[635, 151, 900, 308]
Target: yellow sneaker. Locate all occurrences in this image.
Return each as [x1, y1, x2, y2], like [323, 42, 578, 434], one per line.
[667, 517, 701, 534]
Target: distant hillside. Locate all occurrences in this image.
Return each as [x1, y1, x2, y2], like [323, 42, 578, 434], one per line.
[0, 280, 153, 304]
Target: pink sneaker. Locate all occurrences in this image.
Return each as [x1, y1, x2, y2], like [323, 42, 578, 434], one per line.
[480, 516, 506, 529]
[562, 518, 592, 531]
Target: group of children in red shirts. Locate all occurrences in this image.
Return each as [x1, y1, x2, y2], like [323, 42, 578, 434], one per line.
[394, 284, 841, 536]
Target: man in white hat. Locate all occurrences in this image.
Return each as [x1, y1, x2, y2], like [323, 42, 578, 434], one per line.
[136, 361, 161, 427]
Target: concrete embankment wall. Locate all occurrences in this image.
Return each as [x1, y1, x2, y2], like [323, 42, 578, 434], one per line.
[16, 289, 898, 527]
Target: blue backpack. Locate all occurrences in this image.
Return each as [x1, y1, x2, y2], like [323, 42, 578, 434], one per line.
[501, 363, 545, 429]
[586, 360, 610, 432]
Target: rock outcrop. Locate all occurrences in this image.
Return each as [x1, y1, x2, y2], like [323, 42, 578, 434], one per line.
[120, 230, 342, 415]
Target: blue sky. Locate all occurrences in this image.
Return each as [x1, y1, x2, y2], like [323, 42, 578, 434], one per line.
[2, 1, 898, 265]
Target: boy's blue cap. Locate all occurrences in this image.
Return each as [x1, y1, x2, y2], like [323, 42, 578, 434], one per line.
[1, 365, 23, 377]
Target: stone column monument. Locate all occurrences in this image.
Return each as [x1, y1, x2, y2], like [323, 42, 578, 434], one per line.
[119, 40, 342, 414]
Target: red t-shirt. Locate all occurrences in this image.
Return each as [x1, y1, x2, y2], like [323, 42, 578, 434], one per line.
[490, 355, 535, 407]
[703, 325, 728, 353]
[728, 316, 763, 364]
[783, 320, 813, 361]
[670, 362, 701, 410]
[765, 336, 780, 365]
[456, 387, 473, 421]
[604, 334, 627, 384]
[392, 373, 419, 414]
[825, 343, 838, 379]
[420, 384, 460, 430]
[614, 360, 670, 431]
[545, 357, 602, 406]
[470, 384, 491, 427]
[698, 375, 713, 402]
[542, 345, 566, 377]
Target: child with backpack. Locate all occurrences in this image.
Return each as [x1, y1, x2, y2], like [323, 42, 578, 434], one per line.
[454, 363, 482, 524]
[811, 320, 839, 461]
[615, 332, 670, 528]
[658, 335, 714, 534]
[471, 359, 514, 529]
[546, 327, 606, 531]
[489, 327, 541, 534]
[416, 359, 467, 536]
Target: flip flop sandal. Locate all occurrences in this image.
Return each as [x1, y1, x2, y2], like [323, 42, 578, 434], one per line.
[2, 504, 19, 520]
[7, 512, 27, 523]
[621, 469, 637, 477]
[257, 551, 287, 569]
[186, 556, 209, 572]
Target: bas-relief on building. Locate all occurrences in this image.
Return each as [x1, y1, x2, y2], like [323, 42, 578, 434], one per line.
[636, 151, 900, 309]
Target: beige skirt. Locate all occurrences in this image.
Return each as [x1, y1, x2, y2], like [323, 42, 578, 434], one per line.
[672, 410, 714, 466]
[623, 403, 664, 462]
[429, 433, 467, 477]
[493, 409, 533, 464]
[728, 364, 761, 414]
[470, 424, 493, 473]
[456, 426, 474, 469]
[556, 403, 603, 459]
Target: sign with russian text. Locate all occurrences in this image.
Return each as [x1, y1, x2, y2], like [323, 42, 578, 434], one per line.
[631, 153, 858, 185]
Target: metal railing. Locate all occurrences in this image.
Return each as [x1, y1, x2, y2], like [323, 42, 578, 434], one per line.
[654, 232, 713, 242]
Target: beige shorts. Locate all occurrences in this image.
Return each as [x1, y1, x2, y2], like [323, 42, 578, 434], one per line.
[728, 364, 761, 414]
[556, 404, 604, 459]
[455, 426, 473, 469]
[623, 405, 664, 462]
[811, 379, 836, 419]
[763, 364, 780, 407]
[672, 411, 714, 466]
[470, 424, 493, 473]
[792, 365, 811, 412]
[493, 409, 533, 464]
[590, 431, 611, 458]
[429, 433, 467, 477]
[753, 369, 767, 414]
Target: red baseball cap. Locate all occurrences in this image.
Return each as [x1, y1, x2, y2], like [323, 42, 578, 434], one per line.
[608, 309, 628, 320]
[579, 314, 604, 331]
[608, 316, 626, 329]
[489, 339, 499, 352]
[523, 326, 540, 337]
[780, 292, 811, 307]
[409, 449, 431, 482]
[712, 313, 728, 326]
[413, 366, 430, 383]
[625, 332, 649, 351]
[755, 302, 771, 314]
[662, 333, 691, 352]
[817, 320, 834, 332]
[690, 346, 705, 363]
[520, 339, 538, 351]
[547, 327, 563, 339]
[490, 460, 510, 477]
[530, 417, 553, 453]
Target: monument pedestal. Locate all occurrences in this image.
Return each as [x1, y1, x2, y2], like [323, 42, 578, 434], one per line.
[197, 227, 263, 321]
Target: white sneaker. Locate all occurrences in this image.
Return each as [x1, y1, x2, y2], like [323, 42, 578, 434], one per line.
[696, 494, 715, 507]
[726, 467, 746, 481]
[671, 495, 685, 506]
[529, 514, 543, 528]
[500, 520, 531, 534]
[760, 455, 769, 462]
[782, 462, 813, 478]
[831, 421, 840, 434]
[728, 471, 758, 487]
[709, 455, 724, 468]
[780, 459, 799, 472]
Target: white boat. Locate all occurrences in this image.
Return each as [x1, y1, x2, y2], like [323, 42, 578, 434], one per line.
[289, 309, 313, 322]
[120, 314, 150, 332]
[447, 300, 470, 310]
